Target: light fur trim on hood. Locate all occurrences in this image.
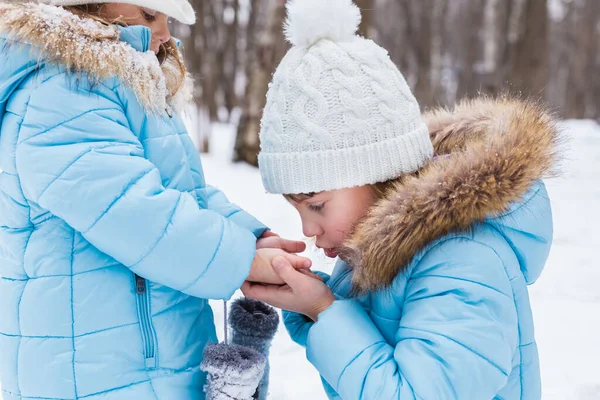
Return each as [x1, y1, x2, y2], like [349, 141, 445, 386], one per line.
[0, 1, 193, 115]
[339, 96, 564, 294]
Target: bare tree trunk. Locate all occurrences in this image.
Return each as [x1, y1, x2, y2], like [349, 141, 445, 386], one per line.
[566, 0, 600, 118]
[177, 0, 210, 151]
[233, 0, 261, 161]
[402, 0, 435, 108]
[222, 0, 240, 118]
[376, 0, 445, 109]
[546, 23, 567, 114]
[354, 0, 375, 37]
[431, 0, 449, 104]
[450, 0, 484, 101]
[374, 0, 411, 75]
[586, 0, 600, 119]
[475, 0, 512, 95]
[433, 0, 481, 105]
[197, 107, 211, 153]
[507, 0, 548, 98]
[234, 0, 288, 165]
[551, 1, 575, 117]
[203, 0, 224, 121]
[543, 0, 600, 118]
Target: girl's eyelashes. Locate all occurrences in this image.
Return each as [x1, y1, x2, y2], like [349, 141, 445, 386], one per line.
[142, 11, 156, 22]
[141, 8, 157, 22]
[307, 203, 325, 213]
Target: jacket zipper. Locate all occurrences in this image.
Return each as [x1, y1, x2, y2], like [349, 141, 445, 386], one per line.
[135, 274, 158, 369]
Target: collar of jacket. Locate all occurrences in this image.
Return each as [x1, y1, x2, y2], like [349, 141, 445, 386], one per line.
[0, 1, 193, 115]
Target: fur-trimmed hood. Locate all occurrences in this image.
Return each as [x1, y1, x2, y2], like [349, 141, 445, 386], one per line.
[0, 1, 193, 114]
[340, 96, 563, 294]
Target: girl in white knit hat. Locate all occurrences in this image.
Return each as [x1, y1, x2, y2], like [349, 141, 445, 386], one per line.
[244, 0, 562, 398]
[0, 1, 311, 399]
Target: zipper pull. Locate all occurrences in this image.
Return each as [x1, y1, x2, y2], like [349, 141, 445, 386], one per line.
[135, 274, 146, 294]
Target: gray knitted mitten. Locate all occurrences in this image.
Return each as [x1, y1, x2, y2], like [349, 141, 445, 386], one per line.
[201, 342, 266, 400]
[229, 298, 280, 400]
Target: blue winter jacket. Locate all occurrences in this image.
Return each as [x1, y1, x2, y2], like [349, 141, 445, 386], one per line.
[284, 97, 561, 400]
[0, 3, 266, 399]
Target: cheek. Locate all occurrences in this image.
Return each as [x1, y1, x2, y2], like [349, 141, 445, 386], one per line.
[328, 200, 371, 239]
[324, 212, 358, 242]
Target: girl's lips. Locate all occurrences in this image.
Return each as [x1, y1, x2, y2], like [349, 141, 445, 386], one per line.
[323, 248, 339, 258]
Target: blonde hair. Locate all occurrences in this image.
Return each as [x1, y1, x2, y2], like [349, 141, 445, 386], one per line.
[65, 4, 187, 96]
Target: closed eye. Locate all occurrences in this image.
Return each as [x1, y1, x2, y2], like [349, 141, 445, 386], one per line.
[142, 10, 156, 22]
[307, 203, 325, 213]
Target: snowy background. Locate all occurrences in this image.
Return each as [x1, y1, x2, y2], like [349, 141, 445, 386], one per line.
[0, 119, 597, 399]
[199, 119, 600, 399]
[1, 0, 599, 398]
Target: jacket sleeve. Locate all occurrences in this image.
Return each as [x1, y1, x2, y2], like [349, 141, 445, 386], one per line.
[15, 84, 256, 300]
[283, 311, 314, 347]
[305, 238, 518, 399]
[204, 184, 268, 238]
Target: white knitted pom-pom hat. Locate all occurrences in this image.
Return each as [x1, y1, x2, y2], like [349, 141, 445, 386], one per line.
[258, 0, 434, 195]
[41, 0, 196, 24]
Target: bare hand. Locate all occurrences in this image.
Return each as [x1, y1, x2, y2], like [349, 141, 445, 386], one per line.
[256, 235, 307, 253]
[248, 248, 312, 285]
[260, 230, 279, 238]
[242, 256, 335, 321]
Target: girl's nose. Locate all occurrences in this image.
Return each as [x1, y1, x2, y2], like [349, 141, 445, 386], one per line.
[155, 21, 171, 45]
[302, 221, 322, 239]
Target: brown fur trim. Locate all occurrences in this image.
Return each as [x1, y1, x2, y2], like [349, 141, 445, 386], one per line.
[0, 2, 192, 115]
[339, 96, 564, 294]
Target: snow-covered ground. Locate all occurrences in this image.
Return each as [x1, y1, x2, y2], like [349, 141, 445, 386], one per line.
[0, 119, 597, 399]
[200, 119, 600, 399]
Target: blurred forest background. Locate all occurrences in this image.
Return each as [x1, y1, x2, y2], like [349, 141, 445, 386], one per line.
[170, 0, 599, 165]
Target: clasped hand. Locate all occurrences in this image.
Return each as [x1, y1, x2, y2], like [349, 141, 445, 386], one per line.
[246, 232, 335, 322]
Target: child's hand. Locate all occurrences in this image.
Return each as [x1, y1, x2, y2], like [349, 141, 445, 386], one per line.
[259, 230, 279, 238]
[256, 234, 306, 253]
[249, 248, 312, 285]
[242, 256, 335, 322]
[257, 230, 306, 253]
